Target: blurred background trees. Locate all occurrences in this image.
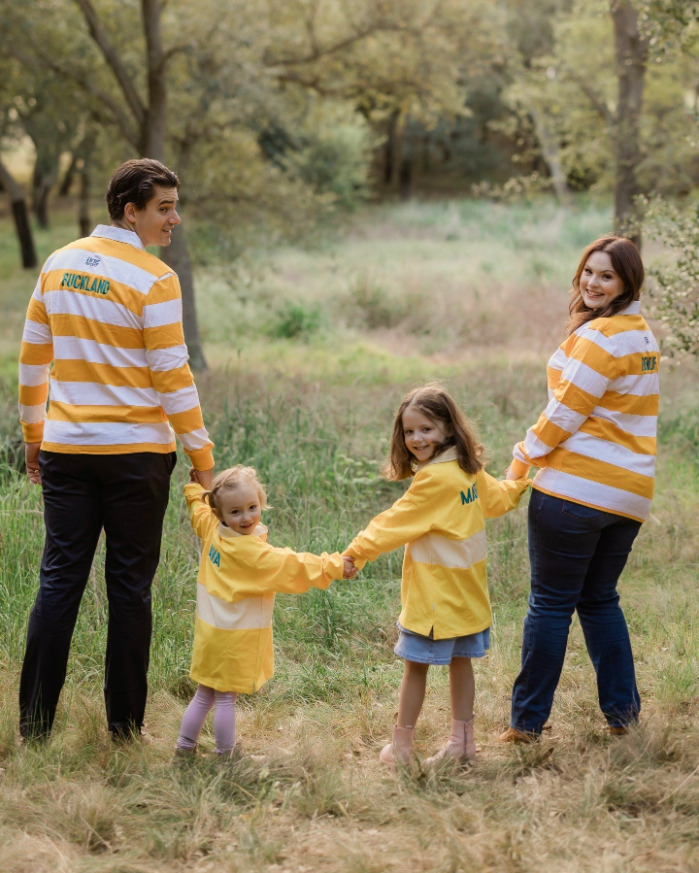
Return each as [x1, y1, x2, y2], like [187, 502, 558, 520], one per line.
[1, 0, 698, 362]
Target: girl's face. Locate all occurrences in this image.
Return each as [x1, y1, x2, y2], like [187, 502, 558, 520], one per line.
[580, 251, 625, 310]
[402, 406, 451, 463]
[213, 483, 262, 534]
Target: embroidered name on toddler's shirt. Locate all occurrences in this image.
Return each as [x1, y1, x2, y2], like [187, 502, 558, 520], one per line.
[208, 545, 221, 567]
[460, 484, 479, 505]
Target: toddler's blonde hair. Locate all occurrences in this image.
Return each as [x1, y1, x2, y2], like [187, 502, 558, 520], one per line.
[201, 465, 269, 512]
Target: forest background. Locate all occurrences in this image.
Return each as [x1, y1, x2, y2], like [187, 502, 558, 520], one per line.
[1, 1, 699, 872]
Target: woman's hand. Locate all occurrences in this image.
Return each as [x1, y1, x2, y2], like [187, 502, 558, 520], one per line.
[505, 467, 521, 481]
[25, 442, 42, 486]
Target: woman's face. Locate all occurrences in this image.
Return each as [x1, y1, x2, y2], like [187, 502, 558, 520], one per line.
[579, 251, 625, 310]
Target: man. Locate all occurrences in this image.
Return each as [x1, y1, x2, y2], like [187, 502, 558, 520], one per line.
[18, 158, 213, 740]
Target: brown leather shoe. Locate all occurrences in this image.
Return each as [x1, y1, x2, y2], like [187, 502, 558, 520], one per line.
[499, 726, 538, 744]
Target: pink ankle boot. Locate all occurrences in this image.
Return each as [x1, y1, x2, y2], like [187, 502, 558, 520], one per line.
[379, 725, 415, 766]
[425, 716, 477, 766]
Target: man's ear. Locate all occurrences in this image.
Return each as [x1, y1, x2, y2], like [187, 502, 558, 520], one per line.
[123, 202, 137, 225]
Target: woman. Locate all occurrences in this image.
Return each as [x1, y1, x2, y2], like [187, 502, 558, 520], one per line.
[502, 235, 659, 740]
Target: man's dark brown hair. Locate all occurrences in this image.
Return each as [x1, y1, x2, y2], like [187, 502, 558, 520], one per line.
[106, 158, 180, 220]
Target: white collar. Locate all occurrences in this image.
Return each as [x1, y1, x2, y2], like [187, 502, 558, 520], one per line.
[618, 300, 642, 316]
[91, 224, 145, 251]
[217, 522, 267, 539]
[416, 445, 458, 471]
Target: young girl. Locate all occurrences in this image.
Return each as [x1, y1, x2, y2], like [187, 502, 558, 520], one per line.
[177, 465, 355, 756]
[344, 386, 530, 766]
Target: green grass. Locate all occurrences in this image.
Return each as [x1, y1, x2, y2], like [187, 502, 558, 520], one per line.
[0, 196, 698, 872]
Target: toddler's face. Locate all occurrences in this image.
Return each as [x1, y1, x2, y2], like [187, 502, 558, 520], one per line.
[214, 483, 262, 534]
[402, 407, 451, 463]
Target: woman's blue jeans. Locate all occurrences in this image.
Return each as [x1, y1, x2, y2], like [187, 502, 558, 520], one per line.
[510, 489, 641, 734]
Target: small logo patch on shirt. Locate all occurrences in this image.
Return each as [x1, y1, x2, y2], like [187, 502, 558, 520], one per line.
[461, 484, 479, 505]
[85, 256, 101, 267]
[208, 545, 221, 567]
[641, 355, 658, 373]
[60, 271, 110, 295]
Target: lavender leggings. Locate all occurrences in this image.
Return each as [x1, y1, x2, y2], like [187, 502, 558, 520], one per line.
[177, 684, 237, 754]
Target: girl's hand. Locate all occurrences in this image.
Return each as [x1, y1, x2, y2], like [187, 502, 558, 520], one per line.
[342, 556, 357, 579]
[188, 467, 200, 483]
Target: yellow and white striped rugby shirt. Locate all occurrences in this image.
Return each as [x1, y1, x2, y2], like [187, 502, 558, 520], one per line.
[18, 225, 213, 469]
[511, 301, 659, 522]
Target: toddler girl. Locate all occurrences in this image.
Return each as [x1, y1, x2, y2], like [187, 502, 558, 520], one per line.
[177, 465, 355, 756]
[344, 385, 530, 766]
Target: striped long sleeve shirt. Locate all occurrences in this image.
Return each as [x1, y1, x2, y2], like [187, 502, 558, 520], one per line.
[510, 301, 658, 522]
[18, 225, 214, 470]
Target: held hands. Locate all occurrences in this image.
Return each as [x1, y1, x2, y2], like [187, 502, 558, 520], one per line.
[189, 467, 214, 490]
[342, 556, 357, 579]
[504, 467, 521, 481]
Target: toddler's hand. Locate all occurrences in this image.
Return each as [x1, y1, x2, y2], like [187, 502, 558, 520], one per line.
[342, 556, 357, 579]
[188, 467, 200, 483]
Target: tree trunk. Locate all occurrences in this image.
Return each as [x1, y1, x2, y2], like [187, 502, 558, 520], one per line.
[33, 178, 52, 229]
[59, 152, 79, 196]
[161, 222, 207, 371]
[0, 158, 38, 269]
[78, 163, 91, 237]
[384, 110, 399, 185]
[530, 107, 572, 206]
[610, 0, 649, 248]
[399, 157, 412, 201]
[142, 0, 167, 161]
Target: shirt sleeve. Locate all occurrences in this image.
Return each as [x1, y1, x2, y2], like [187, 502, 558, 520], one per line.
[237, 545, 344, 595]
[344, 473, 435, 570]
[477, 470, 531, 519]
[184, 482, 218, 541]
[143, 273, 214, 470]
[18, 277, 53, 443]
[513, 329, 619, 471]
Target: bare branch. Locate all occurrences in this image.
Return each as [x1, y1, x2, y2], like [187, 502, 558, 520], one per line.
[72, 0, 147, 128]
[569, 73, 615, 126]
[264, 20, 407, 68]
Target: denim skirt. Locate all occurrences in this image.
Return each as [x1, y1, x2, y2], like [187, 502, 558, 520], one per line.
[394, 623, 491, 666]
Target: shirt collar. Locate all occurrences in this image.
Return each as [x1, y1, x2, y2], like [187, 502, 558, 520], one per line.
[416, 445, 458, 471]
[217, 522, 267, 539]
[618, 300, 642, 316]
[91, 224, 145, 251]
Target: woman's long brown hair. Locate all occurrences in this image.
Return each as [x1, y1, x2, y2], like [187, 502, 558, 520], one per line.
[566, 235, 644, 336]
[384, 385, 485, 481]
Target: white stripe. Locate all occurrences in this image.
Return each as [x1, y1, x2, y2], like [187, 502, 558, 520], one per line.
[43, 289, 142, 329]
[574, 326, 617, 355]
[146, 344, 189, 372]
[196, 584, 274, 630]
[19, 363, 50, 387]
[143, 298, 182, 328]
[45, 247, 158, 296]
[609, 372, 660, 397]
[533, 468, 652, 520]
[43, 419, 175, 446]
[573, 326, 659, 358]
[177, 426, 211, 452]
[590, 407, 658, 438]
[19, 403, 47, 424]
[409, 529, 487, 570]
[53, 336, 148, 368]
[560, 358, 610, 398]
[31, 278, 42, 300]
[522, 430, 558, 460]
[541, 398, 587, 435]
[22, 319, 52, 344]
[560, 431, 656, 477]
[548, 347, 568, 371]
[158, 383, 201, 415]
[49, 379, 160, 408]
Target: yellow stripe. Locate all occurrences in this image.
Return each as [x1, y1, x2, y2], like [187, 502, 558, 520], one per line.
[547, 448, 654, 498]
[48, 402, 167, 425]
[568, 335, 616, 375]
[41, 440, 176, 455]
[534, 417, 571, 449]
[27, 297, 48, 323]
[43, 269, 147, 316]
[19, 342, 53, 365]
[597, 391, 658, 416]
[188, 445, 215, 470]
[143, 323, 185, 350]
[580, 417, 657, 455]
[600, 314, 647, 335]
[52, 359, 153, 389]
[168, 407, 206, 433]
[19, 384, 48, 406]
[23, 422, 45, 443]
[555, 379, 602, 411]
[50, 314, 144, 348]
[64, 237, 166, 277]
[150, 364, 194, 394]
[144, 274, 181, 305]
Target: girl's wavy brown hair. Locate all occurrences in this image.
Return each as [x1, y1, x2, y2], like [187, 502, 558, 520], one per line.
[566, 235, 644, 336]
[202, 465, 269, 513]
[384, 384, 485, 481]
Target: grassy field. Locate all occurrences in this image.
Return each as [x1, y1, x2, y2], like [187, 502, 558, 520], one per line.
[1, 198, 699, 872]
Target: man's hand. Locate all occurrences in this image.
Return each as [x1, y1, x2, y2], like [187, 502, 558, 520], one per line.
[25, 442, 42, 486]
[342, 556, 357, 579]
[190, 467, 213, 490]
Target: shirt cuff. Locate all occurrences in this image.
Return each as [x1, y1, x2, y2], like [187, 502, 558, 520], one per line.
[21, 422, 45, 444]
[509, 457, 531, 479]
[186, 445, 214, 471]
